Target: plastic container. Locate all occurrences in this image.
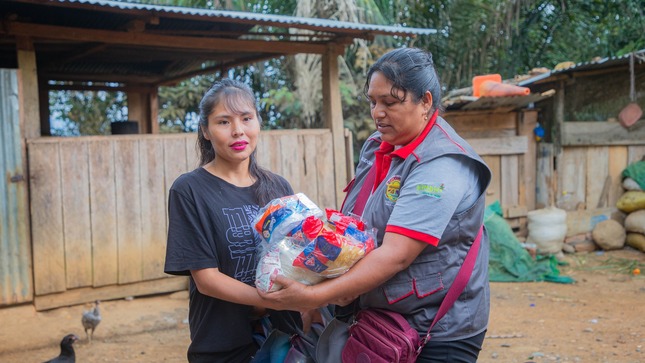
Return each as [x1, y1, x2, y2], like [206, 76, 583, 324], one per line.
[526, 206, 567, 255]
[472, 74, 502, 97]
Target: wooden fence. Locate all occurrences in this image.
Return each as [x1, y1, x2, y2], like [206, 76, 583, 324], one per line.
[445, 109, 536, 233]
[546, 121, 645, 211]
[27, 129, 335, 309]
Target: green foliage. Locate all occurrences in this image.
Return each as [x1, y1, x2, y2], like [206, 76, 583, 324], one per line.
[49, 0, 644, 145]
[50, 89, 127, 136]
[158, 75, 217, 133]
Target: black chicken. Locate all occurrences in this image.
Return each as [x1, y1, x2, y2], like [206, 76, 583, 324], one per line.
[81, 300, 101, 343]
[43, 334, 78, 363]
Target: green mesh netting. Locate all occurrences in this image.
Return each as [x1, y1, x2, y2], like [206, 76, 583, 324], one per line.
[622, 161, 645, 190]
[485, 201, 574, 284]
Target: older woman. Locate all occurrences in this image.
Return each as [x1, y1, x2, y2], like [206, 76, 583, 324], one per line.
[260, 47, 492, 362]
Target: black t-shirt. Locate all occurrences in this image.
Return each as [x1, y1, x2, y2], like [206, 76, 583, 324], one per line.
[164, 167, 293, 355]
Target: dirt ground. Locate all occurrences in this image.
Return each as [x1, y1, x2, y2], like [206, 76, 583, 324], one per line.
[0, 249, 643, 363]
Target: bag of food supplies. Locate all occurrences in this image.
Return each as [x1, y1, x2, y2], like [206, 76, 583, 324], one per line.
[254, 195, 376, 292]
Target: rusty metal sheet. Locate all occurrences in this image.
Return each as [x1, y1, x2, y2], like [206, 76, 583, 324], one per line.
[0, 69, 33, 306]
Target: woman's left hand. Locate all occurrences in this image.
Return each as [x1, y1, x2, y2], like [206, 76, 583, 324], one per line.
[329, 295, 357, 307]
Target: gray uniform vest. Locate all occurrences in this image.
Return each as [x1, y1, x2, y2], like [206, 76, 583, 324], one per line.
[341, 116, 492, 341]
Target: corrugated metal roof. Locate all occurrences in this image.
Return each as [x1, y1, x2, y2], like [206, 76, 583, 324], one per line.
[518, 48, 645, 86]
[0, 0, 436, 85]
[47, 0, 437, 36]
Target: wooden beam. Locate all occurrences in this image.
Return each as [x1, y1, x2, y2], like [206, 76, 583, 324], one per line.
[4, 21, 329, 55]
[562, 120, 645, 146]
[46, 83, 154, 93]
[466, 136, 528, 156]
[56, 43, 110, 65]
[34, 276, 188, 311]
[321, 44, 346, 209]
[158, 54, 280, 86]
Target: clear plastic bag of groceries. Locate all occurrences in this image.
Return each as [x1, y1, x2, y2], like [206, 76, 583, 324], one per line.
[255, 201, 376, 292]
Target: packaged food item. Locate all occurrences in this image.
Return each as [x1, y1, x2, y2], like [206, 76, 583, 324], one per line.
[252, 193, 324, 244]
[254, 194, 376, 292]
[292, 209, 376, 278]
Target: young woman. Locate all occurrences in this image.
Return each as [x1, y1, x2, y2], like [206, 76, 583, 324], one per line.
[164, 79, 297, 363]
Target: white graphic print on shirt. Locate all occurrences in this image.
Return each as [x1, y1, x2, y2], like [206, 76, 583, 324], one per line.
[223, 206, 259, 283]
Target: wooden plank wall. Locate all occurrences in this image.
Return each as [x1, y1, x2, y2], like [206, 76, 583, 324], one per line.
[555, 144, 645, 210]
[27, 129, 335, 309]
[444, 110, 537, 225]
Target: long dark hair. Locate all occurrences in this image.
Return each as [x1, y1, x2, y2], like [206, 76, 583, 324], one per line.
[197, 79, 291, 205]
[364, 47, 443, 112]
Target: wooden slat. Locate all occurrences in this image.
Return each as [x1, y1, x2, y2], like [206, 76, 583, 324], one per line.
[29, 143, 66, 295]
[299, 133, 320, 203]
[483, 155, 501, 208]
[163, 137, 189, 202]
[315, 131, 337, 209]
[562, 121, 645, 146]
[444, 111, 517, 136]
[535, 143, 554, 208]
[585, 146, 609, 209]
[115, 139, 143, 284]
[185, 134, 200, 171]
[627, 145, 645, 164]
[557, 147, 587, 210]
[467, 136, 527, 156]
[139, 138, 167, 280]
[34, 277, 189, 311]
[59, 141, 92, 289]
[518, 111, 537, 211]
[259, 133, 280, 172]
[501, 155, 519, 211]
[344, 128, 355, 180]
[608, 146, 628, 207]
[278, 133, 301, 191]
[88, 140, 118, 287]
[255, 133, 270, 170]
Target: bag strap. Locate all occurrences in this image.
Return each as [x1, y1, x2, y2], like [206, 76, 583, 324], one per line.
[352, 164, 376, 216]
[417, 225, 484, 352]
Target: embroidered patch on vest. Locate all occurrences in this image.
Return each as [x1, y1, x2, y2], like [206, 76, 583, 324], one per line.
[385, 176, 401, 202]
[416, 183, 445, 198]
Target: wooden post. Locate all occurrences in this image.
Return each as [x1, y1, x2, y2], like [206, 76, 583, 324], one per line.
[518, 110, 537, 211]
[553, 81, 565, 207]
[149, 88, 159, 134]
[321, 44, 347, 209]
[16, 36, 41, 139]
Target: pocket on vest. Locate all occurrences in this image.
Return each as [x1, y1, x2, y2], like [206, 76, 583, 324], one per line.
[383, 272, 444, 304]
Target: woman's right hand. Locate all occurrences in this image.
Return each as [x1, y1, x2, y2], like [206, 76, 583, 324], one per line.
[258, 275, 322, 311]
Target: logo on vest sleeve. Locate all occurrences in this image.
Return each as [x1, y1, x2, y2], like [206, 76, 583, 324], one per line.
[385, 176, 401, 202]
[416, 184, 445, 198]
